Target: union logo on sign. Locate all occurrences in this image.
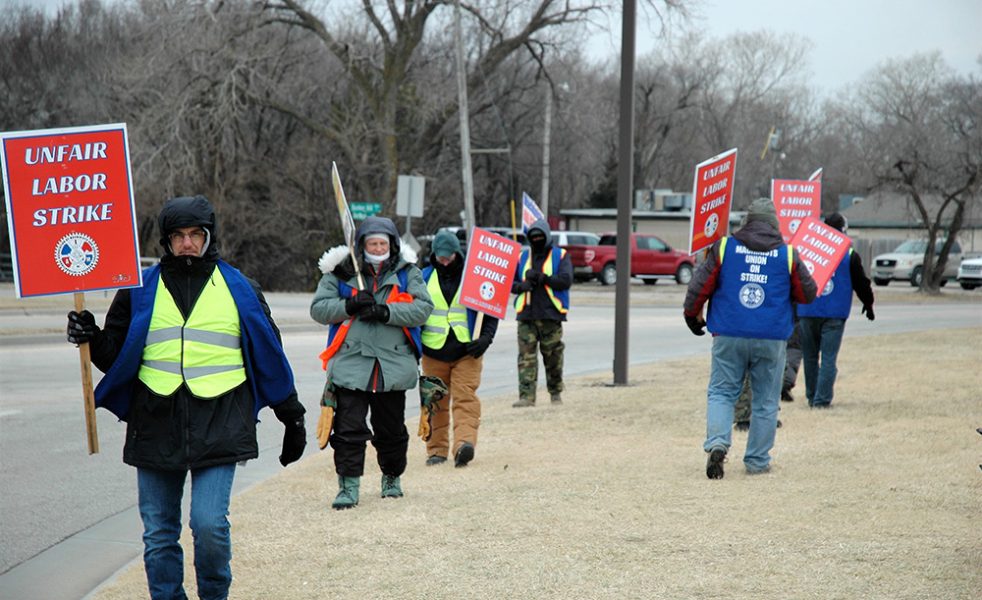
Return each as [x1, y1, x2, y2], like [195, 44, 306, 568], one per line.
[55, 233, 99, 276]
[479, 281, 495, 301]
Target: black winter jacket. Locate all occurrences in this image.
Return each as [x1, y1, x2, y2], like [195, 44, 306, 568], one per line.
[89, 253, 303, 471]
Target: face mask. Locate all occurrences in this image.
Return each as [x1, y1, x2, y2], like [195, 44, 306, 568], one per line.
[364, 251, 390, 265]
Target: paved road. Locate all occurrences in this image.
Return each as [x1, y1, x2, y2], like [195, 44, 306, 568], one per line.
[0, 284, 978, 599]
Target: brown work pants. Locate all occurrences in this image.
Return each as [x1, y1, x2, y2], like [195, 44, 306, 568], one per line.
[421, 354, 483, 458]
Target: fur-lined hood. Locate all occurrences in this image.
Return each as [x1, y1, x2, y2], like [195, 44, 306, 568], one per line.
[318, 244, 418, 275]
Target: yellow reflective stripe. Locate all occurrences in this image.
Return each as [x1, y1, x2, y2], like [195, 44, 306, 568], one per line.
[516, 249, 566, 314]
[719, 237, 728, 263]
[787, 244, 793, 272]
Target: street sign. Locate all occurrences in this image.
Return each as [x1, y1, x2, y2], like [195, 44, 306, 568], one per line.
[349, 202, 381, 220]
[396, 175, 425, 217]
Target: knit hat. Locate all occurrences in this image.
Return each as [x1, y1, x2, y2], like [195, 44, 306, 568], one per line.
[825, 212, 847, 232]
[746, 197, 780, 231]
[431, 230, 461, 257]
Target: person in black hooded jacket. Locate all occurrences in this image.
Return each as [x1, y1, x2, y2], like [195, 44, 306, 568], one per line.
[65, 195, 305, 600]
[509, 219, 573, 408]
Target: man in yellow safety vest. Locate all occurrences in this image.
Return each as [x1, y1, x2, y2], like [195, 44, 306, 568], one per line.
[419, 230, 498, 467]
[66, 195, 305, 599]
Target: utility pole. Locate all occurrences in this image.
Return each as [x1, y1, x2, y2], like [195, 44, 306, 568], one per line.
[613, 0, 636, 386]
[453, 0, 476, 233]
[540, 83, 552, 218]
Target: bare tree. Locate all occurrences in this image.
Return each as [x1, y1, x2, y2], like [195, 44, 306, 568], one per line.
[848, 53, 982, 293]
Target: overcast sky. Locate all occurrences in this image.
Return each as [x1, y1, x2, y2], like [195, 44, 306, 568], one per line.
[6, 0, 981, 94]
[593, 0, 982, 93]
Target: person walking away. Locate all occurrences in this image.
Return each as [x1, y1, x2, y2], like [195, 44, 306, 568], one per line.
[683, 198, 817, 479]
[310, 216, 433, 509]
[734, 316, 800, 430]
[418, 230, 498, 467]
[510, 219, 573, 408]
[798, 213, 875, 409]
[65, 195, 306, 600]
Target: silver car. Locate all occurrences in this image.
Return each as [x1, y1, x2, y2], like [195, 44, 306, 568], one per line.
[872, 239, 962, 287]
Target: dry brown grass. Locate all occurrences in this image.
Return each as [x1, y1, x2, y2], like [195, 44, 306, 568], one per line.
[94, 328, 982, 600]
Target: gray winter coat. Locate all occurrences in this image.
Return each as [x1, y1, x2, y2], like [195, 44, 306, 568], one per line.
[310, 218, 433, 391]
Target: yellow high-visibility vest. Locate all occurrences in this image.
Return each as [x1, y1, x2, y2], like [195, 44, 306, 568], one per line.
[138, 269, 246, 398]
[421, 270, 471, 349]
[514, 248, 568, 314]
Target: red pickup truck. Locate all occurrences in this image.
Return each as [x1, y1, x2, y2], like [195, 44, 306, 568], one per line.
[564, 232, 695, 285]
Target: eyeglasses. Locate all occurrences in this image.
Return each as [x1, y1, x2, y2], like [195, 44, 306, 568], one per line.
[169, 230, 206, 243]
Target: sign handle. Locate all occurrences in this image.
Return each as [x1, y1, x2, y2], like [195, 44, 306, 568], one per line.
[74, 292, 100, 454]
[474, 312, 484, 340]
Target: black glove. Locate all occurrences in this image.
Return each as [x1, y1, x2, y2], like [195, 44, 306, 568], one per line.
[526, 270, 544, 286]
[684, 314, 706, 336]
[862, 304, 875, 321]
[465, 335, 492, 358]
[358, 303, 390, 323]
[514, 280, 534, 293]
[278, 416, 307, 467]
[67, 310, 100, 345]
[344, 290, 375, 316]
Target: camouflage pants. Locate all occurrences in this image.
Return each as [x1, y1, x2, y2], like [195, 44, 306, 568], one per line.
[517, 319, 565, 403]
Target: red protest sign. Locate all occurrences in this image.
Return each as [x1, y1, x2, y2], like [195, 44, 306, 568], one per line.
[459, 227, 521, 320]
[772, 178, 822, 243]
[689, 148, 737, 255]
[790, 217, 850, 293]
[1, 123, 141, 298]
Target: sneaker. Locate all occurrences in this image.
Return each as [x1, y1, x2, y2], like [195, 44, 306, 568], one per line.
[512, 398, 535, 408]
[734, 421, 750, 432]
[454, 442, 475, 468]
[706, 447, 727, 480]
[425, 455, 447, 466]
[810, 403, 832, 409]
[746, 464, 771, 475]
[781, 389, 794, 402]
[380, 474, 403, 498]
[550, 393, 563, 405]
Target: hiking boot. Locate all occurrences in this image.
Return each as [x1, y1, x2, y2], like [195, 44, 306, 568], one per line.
[550, 393, 563, 405]
[454, 442, 475, 468]
[706, 447, 727, 480]
[512, 398, 535, 408]
[425, 455, 447, 466]
[734, 421, 750, 432]
[381, 474, 403, 499]
[781, 389, 794, 402]
[331, 476, 360, 510]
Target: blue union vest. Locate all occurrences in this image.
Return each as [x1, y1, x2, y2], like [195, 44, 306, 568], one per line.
[707, 238, 794, 340]
[798, 248, 853, 320]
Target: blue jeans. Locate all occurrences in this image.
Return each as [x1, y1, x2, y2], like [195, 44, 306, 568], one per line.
[137, 464, 236, 600]
[704, 336, 785, 471]
[799, 317, 846, 407]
